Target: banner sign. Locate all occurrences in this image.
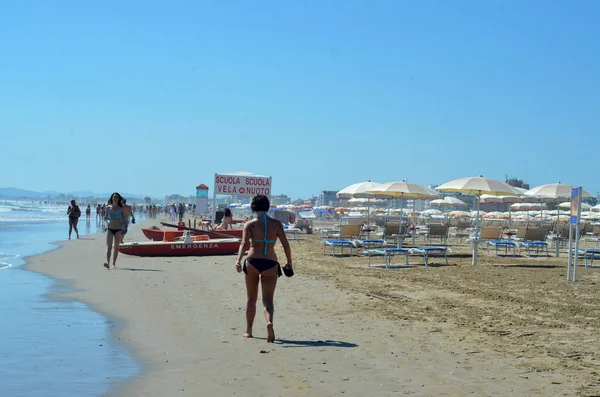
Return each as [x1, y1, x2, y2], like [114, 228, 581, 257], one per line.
[570, 187, 581, 225]
[214, 174, 272, 196]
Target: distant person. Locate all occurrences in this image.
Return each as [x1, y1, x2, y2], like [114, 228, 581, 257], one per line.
[217, 208, 234, 230]
[120, 198, 136, 243]
[103, 192, 134, 269]
[67, 200, 81, 239]
[96, 204, 101, 221]
[235, 195, 293, 343]
[85, 205, 91, 221]
[178, 202, 185, 222]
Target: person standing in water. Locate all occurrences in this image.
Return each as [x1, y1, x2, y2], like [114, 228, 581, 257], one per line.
[85, 205, 91, 221]
[235, 195, 293, 343]
[103, 192, 134, 269]
[67, 199, 81, 239]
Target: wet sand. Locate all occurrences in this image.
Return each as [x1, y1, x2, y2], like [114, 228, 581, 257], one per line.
[25, 219, 599, 396]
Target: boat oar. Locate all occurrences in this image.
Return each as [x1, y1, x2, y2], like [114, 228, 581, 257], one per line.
[160, 222, 239, 240]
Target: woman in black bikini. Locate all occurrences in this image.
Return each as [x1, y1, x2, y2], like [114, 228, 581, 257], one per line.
[103, 192, 134, 269]
[235, 195, 293, 343]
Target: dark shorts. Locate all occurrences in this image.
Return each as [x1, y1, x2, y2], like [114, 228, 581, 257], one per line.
[244, 258, 282, 277]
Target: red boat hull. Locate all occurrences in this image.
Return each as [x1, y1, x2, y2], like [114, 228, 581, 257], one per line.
[142, 228, 243, 241]
[119, 239, 240, 257]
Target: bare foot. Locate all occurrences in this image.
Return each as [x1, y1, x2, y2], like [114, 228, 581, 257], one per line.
[103, 263, 110, 269]
[242, 332, 253, 338]
[266, 323, 275, 343]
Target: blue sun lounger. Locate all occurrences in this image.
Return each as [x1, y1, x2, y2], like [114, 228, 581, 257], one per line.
[354, 239, 386, 249]
[518, 241, 550, 257]
[322, 240, 354, 257]
[363, 248, 410, 268]
[582, 250, 600, 268]
[486, 240, 517, 257]
[408, 247, 450, 267]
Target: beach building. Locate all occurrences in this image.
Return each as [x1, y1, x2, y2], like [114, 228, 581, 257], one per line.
[271, 194, 291, 206]
[506, 177, 530, 190]
[319, 190, 339, 207]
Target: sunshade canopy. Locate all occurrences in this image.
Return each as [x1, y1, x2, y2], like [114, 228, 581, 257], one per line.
[369, 181, 440, 199]
[436, 176, 522, 196]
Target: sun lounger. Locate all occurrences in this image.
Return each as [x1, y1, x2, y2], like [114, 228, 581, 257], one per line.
[353, 239, 386, 249]
[284, 227, 302, 240]
[517, 228, 550, 257]
[322, 240, 354, 257]
[518, 241, 550, 257]
[486, 240, 517, 257]
[409, 247, 450, 266]
[582, 249, 600, 268]
[363, 248, 410, 268]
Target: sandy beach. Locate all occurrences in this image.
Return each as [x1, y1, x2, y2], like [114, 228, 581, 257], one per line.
[24, 220, 600, 396]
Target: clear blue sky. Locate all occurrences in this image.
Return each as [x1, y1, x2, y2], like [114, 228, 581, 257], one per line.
[1, 0, 598, 199]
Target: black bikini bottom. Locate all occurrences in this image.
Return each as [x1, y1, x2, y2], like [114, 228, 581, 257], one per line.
[107, 228, 121, 236]
[244, 258, 282, 277]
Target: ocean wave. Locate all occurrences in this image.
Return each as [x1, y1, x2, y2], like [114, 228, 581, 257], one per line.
[0, 253, 19, 261]
[0, 216, 66, 223]
[0, 262, 12, 270]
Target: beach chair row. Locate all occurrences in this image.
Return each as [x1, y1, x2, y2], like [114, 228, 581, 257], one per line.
[321, 239, 450, 267]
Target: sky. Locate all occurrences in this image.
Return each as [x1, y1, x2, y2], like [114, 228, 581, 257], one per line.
[0, 0, 598, 199]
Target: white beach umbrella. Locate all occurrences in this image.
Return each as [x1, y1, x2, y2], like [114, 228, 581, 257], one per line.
[337, 181, 382, 227]
[526, 183, 593, 226]
[559, 202, 592, 211]
[526, 182, 593, 199]
[337, 181, 382, 199]
[430, 197, 468, 208]
[593, 204, 600, 213]
[421, 209, 443, 216]
[369, 181, 440, 246]
[436, 176, 521, 264]
[369, 181, 441, 199]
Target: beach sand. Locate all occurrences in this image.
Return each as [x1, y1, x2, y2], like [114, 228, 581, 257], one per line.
[25, 220, 600, 396]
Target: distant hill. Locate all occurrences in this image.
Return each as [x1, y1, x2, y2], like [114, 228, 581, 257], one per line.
[0, 187, 50, 198]
[0, 187, 147, 200]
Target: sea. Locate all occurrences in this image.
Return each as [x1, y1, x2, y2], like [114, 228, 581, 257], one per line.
[0, 200, 140, 397]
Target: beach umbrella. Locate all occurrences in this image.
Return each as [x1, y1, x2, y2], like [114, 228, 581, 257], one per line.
[436, 176, 521, 264]
[421, 209, 443, 216]
[448, 210, 471, 218]
[559, 202, 592, 211]
[337, 181, 382, 227]
[593, 205, 600, 213]
[526, 182, 593, 200]
[430, 197, 468, 208]
[337, 181, 382, 199]
[526, 183, 593, 226]
[369, 181, 440, 246]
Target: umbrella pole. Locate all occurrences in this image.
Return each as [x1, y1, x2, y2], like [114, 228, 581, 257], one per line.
[398, 194, 404, 248]
[473, 193, 481, 265]
[367, 198, 371, 240]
